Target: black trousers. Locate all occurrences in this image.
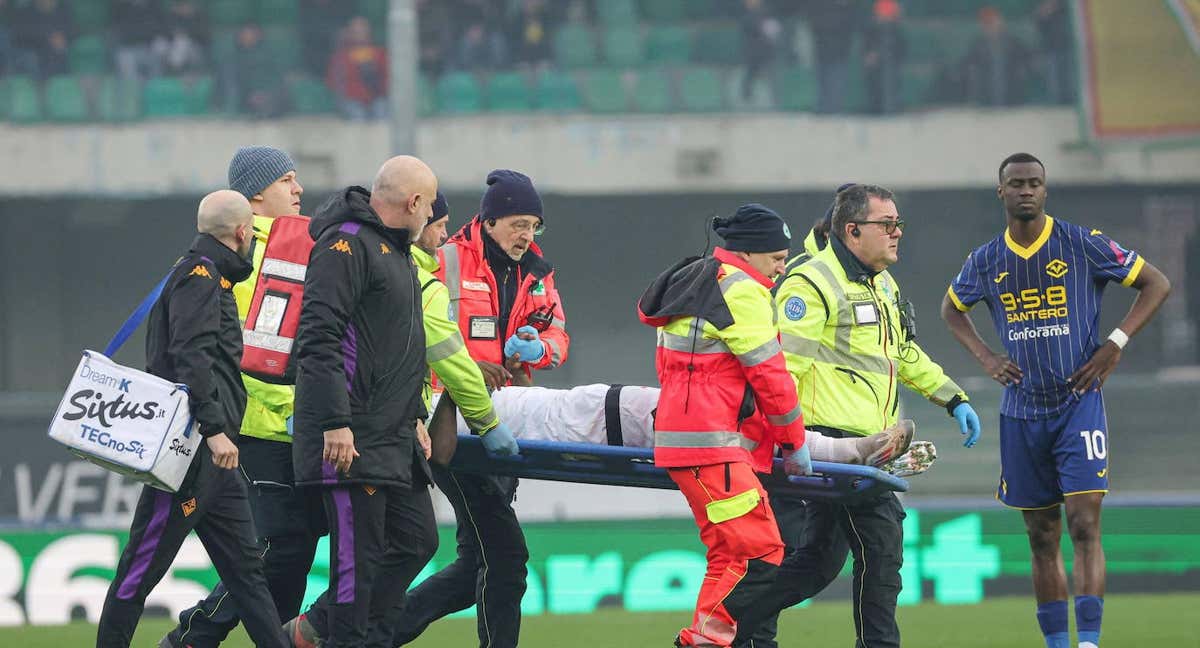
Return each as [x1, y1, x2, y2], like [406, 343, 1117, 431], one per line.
[734, 490, 906, 648]
[166, 437, 327, 648]
[96, 445, 288, 648]
[390, 467, 529, 648]
[305, 479, 439, 648]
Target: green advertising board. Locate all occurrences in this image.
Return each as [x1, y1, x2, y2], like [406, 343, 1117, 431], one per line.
[1, 507, 1197, 626]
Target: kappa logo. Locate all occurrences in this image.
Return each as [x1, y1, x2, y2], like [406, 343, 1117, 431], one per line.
[380, 242, 392, 255]
[993, 272, 1009, 284]
[330, 239, 353, 255]
[189, 264, 212, 279]
[1046, 259, 1069, 279]
[219, 277, 232, 290]
[1096, 467, 1108, 478]
[1090, 229, 1103, 235]
[363, 485, 377, 496]
[181, 497, 197, 517]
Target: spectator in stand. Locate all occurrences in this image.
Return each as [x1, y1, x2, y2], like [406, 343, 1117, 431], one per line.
[327, 16, 389, 121]
[1035, 0, 1073, 104]
[964, 6, 1031, 107]
[226, 23, 284, 118]
[507, 0, 553, 70]
[417, 0, 453, 76]
[452, 0, 507, 71]
[863, 0, 906, 114]
[155, 0, 207, 77]
[300, 0, 354, 79]
[112, 0, 164, 81]
[0, 0, 14, 75]
[806, 0, 862, 114]
[15, 0, 72, 79]
[739, 0, 783, 102]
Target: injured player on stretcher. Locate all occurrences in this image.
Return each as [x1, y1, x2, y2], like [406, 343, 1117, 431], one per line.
[429, 384, 936, 477]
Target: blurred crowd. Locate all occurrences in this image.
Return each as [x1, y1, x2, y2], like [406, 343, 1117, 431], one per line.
[0, 0, 1076, 121]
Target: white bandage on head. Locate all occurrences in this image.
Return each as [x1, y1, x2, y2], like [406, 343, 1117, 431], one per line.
[1107, 328, 1129, 350]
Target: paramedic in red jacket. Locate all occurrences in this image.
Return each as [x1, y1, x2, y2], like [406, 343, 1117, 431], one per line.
[637, 204, 812, 648]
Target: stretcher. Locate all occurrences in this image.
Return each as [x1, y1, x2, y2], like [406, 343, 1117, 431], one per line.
[449, 434, 909, 502]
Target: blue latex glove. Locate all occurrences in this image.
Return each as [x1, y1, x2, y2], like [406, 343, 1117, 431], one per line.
[953, 402, 982, 448]
[783, 444, 813, 477]
[503, 325, 545, 363]
[480, 422, 520, 457]
[285, 415, 294, 436]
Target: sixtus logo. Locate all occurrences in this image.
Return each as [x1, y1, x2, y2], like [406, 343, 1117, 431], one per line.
[169, 438, 193, 457]
[61, 389, 164, 428]
[78, 423, 148, 460]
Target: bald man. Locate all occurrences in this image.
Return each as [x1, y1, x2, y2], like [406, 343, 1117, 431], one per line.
[97, 191, 289, 648]
[289, 156, 440, 648]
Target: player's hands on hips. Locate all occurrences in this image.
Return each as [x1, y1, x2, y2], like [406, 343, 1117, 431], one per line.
[475, 360, 512, 390]
[206, 433, 239, 470]
[504, 326, 545, 363]
[416, 419, 432, 460]
[981, 351, 1022, 386]
[1067, 341, 1122, 394]
[323, 426, 359, 474]
[784, 444, 813, 477]
[952, 403, 982, 448]
[481, 422, 520, 457]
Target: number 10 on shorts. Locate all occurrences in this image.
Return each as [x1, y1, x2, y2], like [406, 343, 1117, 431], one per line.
[1079, 429, 1107, 460]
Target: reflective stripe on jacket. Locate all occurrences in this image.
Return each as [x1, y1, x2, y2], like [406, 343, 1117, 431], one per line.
[775, 241, 965, 437]
[413, 246, 499, 433]
[436, 218, 569, 374]
[639, 247, 805, 471]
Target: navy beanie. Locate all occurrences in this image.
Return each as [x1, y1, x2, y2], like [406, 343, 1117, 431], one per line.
[430, 191, 449, 223]
[479, 169, 543, 223]
[822, 182, 858, 227]
[714, 203, 791, 253]
[228, 146, 296, 200]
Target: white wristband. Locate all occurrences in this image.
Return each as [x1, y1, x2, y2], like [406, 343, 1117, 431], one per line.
[1107, 328, 1129, 350]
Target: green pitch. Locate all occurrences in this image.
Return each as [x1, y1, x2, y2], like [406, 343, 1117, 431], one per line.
[3, 593, 1196, 646]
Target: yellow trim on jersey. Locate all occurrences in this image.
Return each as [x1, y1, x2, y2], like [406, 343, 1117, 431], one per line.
[947, 287, 971, 312]
[1064, 489, 1109, 497]
[1120, 256, 1145, 287]
[1004, 215, 1055, 260]
[994, 493, 1062, 511]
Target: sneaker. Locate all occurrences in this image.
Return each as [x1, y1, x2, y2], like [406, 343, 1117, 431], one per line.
[284, 614, 323, 648]
[886, 440, 937, 477]
[864, 419, 916, 467]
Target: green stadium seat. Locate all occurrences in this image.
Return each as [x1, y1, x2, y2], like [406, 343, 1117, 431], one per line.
[5, 76, 42, 123]
[263, 26, 301, 66]
[70, 35, 109, 75]
[534, 70, 581, 112]
[289, 75, 335, 114]
[646, 25, 691, 64]
[210, 0, 255, 26]
[631, 68, 672, 112]
[258, 0, 298, 24]
[775, 66, 817, 111]
[899, 64, 934, 109]
[486, 72, 532, 112]
[70, 0, 109, 31]
[436, 72, 482, 114]
[0, 79, 8, 120]
[580, 69, 628, 113]
[685, 0, 718, 20]
[143, 76, 189, 117]
[97, 76, 143, 121]
[596, 0, 638, 26]
[554, 24, 598, 68]
[603, 26, 644, 67]
[693, 23, 742, 65]
[417, 74, 436, 116]
[44, 75, 90, 121]
[359, 0, 388, 23]
[679, 66, 724, 112]
[185, 76, 214, 114]
[641, 0, 686, 22]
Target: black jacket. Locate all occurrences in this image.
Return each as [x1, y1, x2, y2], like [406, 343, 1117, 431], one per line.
[293, 186, 427, 488]
[145, 234, 254, 440]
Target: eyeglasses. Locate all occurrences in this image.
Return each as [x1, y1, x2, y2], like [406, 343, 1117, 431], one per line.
[853, 219, 906, 235]
[508, 219, 545, 236]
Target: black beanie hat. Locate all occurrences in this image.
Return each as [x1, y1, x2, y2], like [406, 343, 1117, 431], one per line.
[479, 169, 543, 223]
[430, 191, 449, 223]
[713, 203, 792, 253]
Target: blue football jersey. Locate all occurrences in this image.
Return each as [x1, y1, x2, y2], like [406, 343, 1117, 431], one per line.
[948, 215, 1144, 419]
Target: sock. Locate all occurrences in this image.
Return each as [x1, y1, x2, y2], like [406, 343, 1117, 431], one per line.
[1075, 595, 1103, 647]
[1036, 600, 1070, 648]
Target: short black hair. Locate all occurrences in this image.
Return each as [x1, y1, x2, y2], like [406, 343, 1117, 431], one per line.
[831, 184, 895, 241]
[999, 152, 1045, 183]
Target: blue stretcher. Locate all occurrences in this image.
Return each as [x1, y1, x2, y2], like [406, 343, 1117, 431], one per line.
[449, 435, 908, 503]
